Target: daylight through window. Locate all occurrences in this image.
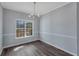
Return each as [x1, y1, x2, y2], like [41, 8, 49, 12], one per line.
[16, 20, 32, 38]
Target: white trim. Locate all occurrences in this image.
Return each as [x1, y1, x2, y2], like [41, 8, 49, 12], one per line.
[40, 32, 77, 39]
[3, 32, 38, 36]
[16, 19, 33, 39]
[40, 32, 77, 55]
[16, 35, 33, 39]
[40, 39, 77, 56]
[42, 2, 71, 16]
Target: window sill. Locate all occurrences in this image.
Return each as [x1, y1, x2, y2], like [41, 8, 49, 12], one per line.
[16, 36, 33, 39]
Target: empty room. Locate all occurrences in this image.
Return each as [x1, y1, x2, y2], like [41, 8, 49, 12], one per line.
[0, 2, 79, 56]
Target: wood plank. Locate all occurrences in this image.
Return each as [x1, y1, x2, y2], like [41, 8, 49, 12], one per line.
[1, 40, 73, 56]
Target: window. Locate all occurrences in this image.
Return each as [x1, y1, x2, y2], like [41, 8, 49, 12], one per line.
[16, 19, 32, 38]
[26, 22, 32, 36]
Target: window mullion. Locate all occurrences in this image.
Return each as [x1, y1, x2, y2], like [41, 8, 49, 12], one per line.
[25, 21, 26, 37]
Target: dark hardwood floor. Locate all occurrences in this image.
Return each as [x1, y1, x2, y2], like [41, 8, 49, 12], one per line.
[1, 40, 72, 56]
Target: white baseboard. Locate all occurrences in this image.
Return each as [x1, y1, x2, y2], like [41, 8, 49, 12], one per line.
[2, 36, 77, 56]
[40, 39, 77, 56]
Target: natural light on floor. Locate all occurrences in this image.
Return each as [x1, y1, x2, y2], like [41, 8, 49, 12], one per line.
[13, 46, 24, 51]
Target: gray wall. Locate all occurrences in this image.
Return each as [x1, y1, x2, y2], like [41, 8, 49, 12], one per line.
[40, 3, 77, 55]
[0, 3, 3, 55]
[77, 2, 79, 56]
[3, 8, 40, 48]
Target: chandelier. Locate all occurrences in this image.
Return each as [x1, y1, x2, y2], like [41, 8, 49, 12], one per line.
[28, 2, 40, 18]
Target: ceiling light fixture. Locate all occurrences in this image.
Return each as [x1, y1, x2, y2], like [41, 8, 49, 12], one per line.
[28, 2, 40, 18]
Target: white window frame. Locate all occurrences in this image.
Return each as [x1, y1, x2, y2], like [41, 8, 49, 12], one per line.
[16, 19, 33, 39]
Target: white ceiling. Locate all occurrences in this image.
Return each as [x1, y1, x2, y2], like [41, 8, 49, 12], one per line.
[1, 2, 70, 16]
